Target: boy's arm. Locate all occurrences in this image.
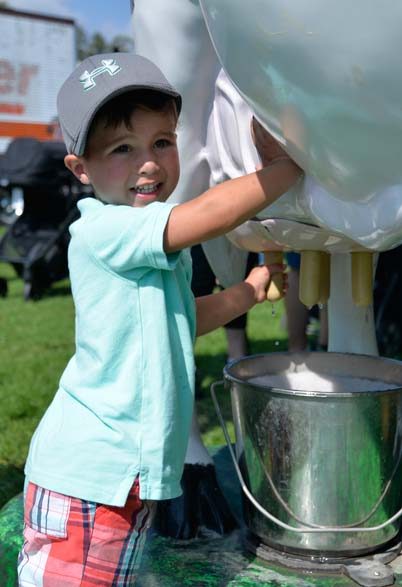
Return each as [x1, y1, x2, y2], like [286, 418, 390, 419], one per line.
[164, 121, 300, 253]
[164, 159, 300, 253]
[195, 264, 282, 337]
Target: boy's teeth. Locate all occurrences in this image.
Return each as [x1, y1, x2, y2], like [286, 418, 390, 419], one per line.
[136, 183, 158, 194]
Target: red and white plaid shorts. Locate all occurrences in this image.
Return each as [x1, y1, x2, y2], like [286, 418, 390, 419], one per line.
[18, 478, 155, 586]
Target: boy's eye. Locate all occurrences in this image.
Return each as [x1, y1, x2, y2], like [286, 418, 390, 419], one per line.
[114, 144, 131, 153]
[154, 138, 173, 149]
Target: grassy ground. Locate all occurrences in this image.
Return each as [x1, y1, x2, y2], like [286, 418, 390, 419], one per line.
[0, 260, 288, 505]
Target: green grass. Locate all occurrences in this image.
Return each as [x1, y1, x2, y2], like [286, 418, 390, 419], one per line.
[0, 260, 288, 505]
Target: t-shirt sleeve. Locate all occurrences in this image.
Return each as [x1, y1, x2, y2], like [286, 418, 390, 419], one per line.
[81, 201, 180, 274]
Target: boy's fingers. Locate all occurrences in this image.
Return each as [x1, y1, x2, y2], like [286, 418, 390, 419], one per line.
[262, 261, 289, 302]
[251, 117, 294, 168]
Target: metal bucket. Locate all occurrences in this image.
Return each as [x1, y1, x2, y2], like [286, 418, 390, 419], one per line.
[212, 352, 402, 556]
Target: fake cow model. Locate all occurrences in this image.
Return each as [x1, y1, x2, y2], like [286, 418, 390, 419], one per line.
[131, 0, 402, 537]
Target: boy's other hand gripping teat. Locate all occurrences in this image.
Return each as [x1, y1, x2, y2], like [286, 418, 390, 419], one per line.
[245, 263, 287, 304]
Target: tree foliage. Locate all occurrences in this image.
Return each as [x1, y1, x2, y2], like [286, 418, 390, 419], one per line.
[76, 25, 133, 60]
[0, 7, 132, 59]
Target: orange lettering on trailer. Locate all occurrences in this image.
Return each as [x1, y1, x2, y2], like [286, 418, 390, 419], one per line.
[18, 65, 39, 96]
[0, 121, 54, 140]
[0, 60, 14, 94]
[0, 103, 25, 114]
[0, 60, 39, 96]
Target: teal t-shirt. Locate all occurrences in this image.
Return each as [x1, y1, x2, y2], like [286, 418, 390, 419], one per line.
[25, 198, 196, 505]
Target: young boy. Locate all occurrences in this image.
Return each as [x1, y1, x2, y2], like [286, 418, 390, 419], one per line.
[18, 53, 301, 586]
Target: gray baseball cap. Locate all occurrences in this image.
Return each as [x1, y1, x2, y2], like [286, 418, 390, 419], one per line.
[57, 52, 182, 156]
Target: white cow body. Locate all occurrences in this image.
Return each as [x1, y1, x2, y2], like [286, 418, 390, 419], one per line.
[131, 0, 401, 536]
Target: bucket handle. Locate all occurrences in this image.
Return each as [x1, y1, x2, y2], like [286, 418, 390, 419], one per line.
[211, 380, 402, 534]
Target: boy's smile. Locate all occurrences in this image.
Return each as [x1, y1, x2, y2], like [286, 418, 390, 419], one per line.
[70, 107, 180, 208]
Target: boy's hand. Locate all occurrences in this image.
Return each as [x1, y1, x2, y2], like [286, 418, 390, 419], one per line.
[245, 263, 287, 304]
[251, 116, 291, 168]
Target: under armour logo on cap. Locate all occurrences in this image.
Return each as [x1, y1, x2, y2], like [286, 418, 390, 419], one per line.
[79, 59, 122, 91]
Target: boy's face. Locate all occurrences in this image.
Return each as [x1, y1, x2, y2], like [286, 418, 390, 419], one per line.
[67, 107, 180, 208]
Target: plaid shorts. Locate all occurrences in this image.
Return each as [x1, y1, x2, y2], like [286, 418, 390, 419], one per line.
[18, 478, 155, 586]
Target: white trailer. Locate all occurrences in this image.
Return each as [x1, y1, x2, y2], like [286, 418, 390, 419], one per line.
[0, 7, 76, 153]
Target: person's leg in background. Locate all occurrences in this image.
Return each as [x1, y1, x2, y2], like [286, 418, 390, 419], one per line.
[191, 246, 258, 364]
[191, 244, 218, 398]
[191, 244, 217, 298]
[318, 304, 328, 351]
[224, 252, 259, 362]
[284, 252, 309, 352]
[284, 252, 329, 351]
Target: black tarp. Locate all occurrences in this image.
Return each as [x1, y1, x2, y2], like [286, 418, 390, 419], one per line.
[0, 138, 69, 189]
